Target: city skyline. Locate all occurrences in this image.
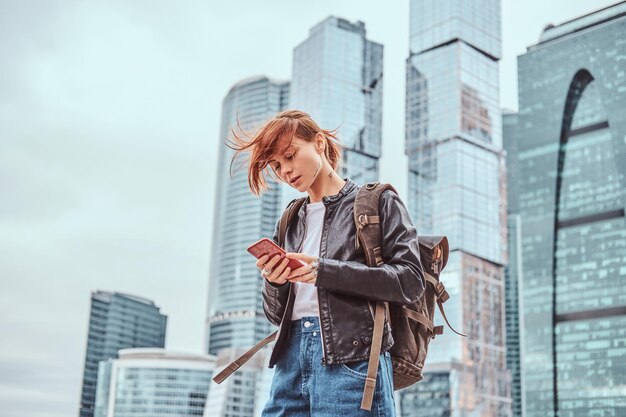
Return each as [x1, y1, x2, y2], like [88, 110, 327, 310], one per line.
[0, 1, 618, 416]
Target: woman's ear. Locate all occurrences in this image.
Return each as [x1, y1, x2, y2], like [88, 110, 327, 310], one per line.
[316, 133, 325, 154]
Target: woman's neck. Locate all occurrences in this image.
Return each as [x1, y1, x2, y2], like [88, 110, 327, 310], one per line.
[307, 168, 346, 203]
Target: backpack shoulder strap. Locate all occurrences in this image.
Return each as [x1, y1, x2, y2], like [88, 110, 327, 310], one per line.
[278, 197, 307, 248]
[353, 181, 399, 411]
[354, 182, 398, 266]
[212, 332, 277, 384]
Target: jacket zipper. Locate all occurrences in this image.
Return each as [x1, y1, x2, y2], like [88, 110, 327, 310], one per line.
[318, 207, 327, 367]
[317, 289, 327, 366]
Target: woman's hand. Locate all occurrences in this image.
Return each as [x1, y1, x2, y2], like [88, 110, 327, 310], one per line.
[256, 254, 291, 286]
[285, 252, 319, 284]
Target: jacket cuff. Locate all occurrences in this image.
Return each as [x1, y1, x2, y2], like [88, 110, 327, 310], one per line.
[315, 257, 334, 288]
[265, 279, 290, 292]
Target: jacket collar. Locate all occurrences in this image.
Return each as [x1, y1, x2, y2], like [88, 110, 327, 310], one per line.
[297, 177, 356, 218]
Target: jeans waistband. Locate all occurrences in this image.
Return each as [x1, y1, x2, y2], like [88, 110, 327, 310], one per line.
[289, 316, 320, 333]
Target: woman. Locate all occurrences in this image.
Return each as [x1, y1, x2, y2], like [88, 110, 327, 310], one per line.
[227, 109, 425, 417]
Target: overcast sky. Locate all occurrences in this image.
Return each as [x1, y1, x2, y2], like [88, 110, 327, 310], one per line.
[0, 0, 615, 416]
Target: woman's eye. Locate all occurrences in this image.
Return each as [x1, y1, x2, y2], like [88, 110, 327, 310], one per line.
[286, 154, 294, 160]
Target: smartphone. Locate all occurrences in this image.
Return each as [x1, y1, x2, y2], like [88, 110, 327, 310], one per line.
[247, 238, 306, 271]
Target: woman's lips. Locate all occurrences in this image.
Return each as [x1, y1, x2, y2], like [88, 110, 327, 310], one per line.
[290, 175, 301, 185]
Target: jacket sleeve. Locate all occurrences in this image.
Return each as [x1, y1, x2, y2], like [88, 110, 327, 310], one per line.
[315, 190, 425, 305]
[261, 217, 292, 327]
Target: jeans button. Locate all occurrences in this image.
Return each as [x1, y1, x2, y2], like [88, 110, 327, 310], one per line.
[304, 321, 311, 328]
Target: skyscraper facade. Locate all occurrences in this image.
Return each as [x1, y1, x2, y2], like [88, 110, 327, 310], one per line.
[206, 76, 289, 417]
[403, 0, 510, 415]
[289, 16, 383, 194]
[207, 75, 289, 356]
[79, 291, 167, 417]
[515, 4, 626, 416]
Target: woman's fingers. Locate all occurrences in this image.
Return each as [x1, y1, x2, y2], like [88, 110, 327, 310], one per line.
[285, 252, 317, 264]
[288, 269, 317, 283]
[267, 258, 289, 284]
[288, 262, 318, 283]
[255, 254, 294, 285]
[257, 253, 319, 285]
[266, 254, 283, 268]
[286, 264, 311, 279]
[287, 258, 319, 279]
[275, 265, 291, 284]
[255, 254, 269, 269]
[257, 254, 282, 273]
[257, 254, 286, 280]
[270, 257, 289, 277]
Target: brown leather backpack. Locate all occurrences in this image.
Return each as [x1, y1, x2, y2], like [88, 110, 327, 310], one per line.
[213, 181, 466, 411]
[351, 182, 466, 410]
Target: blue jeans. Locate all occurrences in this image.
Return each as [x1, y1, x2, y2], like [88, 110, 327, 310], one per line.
[262, 316, 396, 417]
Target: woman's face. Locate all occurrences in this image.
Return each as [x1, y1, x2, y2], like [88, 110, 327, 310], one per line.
[269, 135, 324, 191]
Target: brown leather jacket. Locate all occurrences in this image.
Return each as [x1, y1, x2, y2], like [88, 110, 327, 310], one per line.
[262, 178, 425, 368]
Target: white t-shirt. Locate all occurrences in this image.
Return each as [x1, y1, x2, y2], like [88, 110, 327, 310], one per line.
[290, 200, 325, 320]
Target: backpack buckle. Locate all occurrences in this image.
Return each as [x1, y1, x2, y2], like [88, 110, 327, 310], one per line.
[435, 282, 449, 302]
[358, 214, 369, 226]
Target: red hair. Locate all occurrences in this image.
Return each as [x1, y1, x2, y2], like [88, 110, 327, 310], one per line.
[226, 109, 344, 196]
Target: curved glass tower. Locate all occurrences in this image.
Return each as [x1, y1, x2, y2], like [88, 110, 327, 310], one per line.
[516, 4, 626, 416]
[206, 75, 290, 417]
[207, 75, 289, 356]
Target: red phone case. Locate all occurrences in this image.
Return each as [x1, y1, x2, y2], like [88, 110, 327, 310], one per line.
[247, 238, 306, 270]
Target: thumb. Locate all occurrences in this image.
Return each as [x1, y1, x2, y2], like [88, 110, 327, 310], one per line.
[285, 252, 306, 259]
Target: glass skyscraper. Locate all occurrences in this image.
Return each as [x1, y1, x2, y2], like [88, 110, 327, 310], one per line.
[514, 3, 626, 416]
[503, 110, 523, 417]
[207, 75, 289, 355]
[206, 75, 289, 416]
[93, 348, 215, 417]
[79, 291, 167, 417]
[289, 16, 383, 193]
[403, 0, 511, 415]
